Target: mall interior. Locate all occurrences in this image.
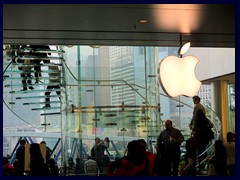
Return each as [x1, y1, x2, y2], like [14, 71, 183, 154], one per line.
[3, 4, 235, 176]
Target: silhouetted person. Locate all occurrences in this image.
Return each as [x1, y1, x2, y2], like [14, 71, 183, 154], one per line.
[180, 137, 197, 176]
[18, 46, 34, 91]
[3, 157, 15, 176]
[28, 45, 51, 83]
[157, 119, 184, 176]
[194, 109, 213, 170]
[154, 143, 171, 176]
[29, 143, 49, 176]
[109, 140, 148, 176]
[75, 157, 85, 175]
[224, 132, 235, 175]
[40, 141, 52, 162]
[16, 139, 26, 175]
[47, 158, 59, 176]
[91, 137, 109, 175]
[13, 159, 22, 176]
[67, 157, 75, 176]
[107, 156, 120, 176]
[189, 96, 206, 132]
[84, 156, 97, 176]
[137, 139, 155, 176]
[208, 140, 227, 176]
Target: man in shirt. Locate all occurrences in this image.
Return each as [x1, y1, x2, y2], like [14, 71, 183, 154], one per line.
[189, 96, 206, 132]
[157, 120, 184, 176]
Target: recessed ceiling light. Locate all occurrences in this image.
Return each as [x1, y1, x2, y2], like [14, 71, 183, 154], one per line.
[140, 19, 148, 23]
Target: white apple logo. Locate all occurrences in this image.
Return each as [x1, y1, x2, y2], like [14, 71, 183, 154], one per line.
[158, 43, 201, 97]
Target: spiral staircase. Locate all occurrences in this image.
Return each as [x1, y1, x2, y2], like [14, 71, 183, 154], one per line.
[3, 45, 221, 176]
[3, 46, 65, 131]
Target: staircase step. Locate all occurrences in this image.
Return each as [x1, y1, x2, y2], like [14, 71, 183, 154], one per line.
[5, 82, 61, 87]
[33, 49, 65, 54]
[16, 95, 60, 99]
[23, 101, 60, 105]
[16, 56, 64, 60]
[40, 112, 61, 116]
[32, 106, 61, 111]
[13, 62, 62, 66]
[5, 69, 61, 73]
[3, 75, 10, 78]
[5, 76, 61, 80]
[10, 89, 61, 94]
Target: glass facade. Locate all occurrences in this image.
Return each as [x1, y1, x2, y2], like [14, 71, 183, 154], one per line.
[3, 45, 235, 175]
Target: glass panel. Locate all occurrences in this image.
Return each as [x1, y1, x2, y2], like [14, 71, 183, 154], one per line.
[3, 44, 234, 176]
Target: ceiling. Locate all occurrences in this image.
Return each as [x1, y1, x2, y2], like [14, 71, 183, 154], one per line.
[3, 4, 235, 47]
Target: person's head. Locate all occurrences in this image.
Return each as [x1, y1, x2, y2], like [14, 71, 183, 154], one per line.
[127, 140, 145, 164]
[3, 157, 9, 164]
[192, 96, 201, 104]
[40, 141, 46, 144]
[137, 139, 147, 151]
[214, 140, 227, 160]
[94, 137, 101, 144]
[165, 120, 173, 130]
[214, 140, 225, 151]
[20, 139, 26, 146]
[227, 132, 235, 142]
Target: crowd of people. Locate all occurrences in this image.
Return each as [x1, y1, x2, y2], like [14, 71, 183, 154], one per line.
[3, 95, 235, 176]
[3, 140, 58, 176]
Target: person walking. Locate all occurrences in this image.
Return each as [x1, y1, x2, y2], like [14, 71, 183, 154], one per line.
[17, 46, 34, 91]
[189, 96, 213, 170]
[43, 65, 61, 108]
[28, 45, 51, 83]
[193, 109, 213, 171]
[189, 95, 206, 132]
[157, 119, 184, 176]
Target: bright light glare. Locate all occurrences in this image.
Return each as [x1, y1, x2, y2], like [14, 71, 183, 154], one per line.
[158, 55, 202, 97]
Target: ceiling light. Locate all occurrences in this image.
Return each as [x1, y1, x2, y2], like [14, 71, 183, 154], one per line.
[140, 19, 148, 23]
